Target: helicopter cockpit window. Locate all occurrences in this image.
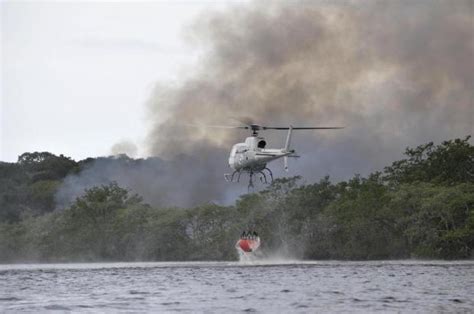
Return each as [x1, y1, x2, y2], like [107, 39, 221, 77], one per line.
[257, 140, 266, 149]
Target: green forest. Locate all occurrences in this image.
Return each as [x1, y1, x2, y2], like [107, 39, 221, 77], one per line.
[0, 137, 473, 262]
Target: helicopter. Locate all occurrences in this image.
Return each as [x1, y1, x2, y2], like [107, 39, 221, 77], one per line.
[219, 120, 343, 190]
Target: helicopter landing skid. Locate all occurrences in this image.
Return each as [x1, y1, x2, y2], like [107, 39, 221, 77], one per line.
[226, 168, 273, 192]
[250, 168, 274, 191]
[263, 167, 273, 182]
[225, 170, 242, 183]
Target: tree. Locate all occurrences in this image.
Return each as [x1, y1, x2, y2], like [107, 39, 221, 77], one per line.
[384, 136, 474, 185]
[61, 182, 144, 260]
[18, 152, 78, 182]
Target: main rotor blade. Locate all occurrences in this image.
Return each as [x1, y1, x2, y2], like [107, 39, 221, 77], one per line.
[262, 126, 344, 130]
[184, 123, 248, 129]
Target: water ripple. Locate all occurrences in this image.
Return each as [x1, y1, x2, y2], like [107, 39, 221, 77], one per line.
[0, 261, 473, 312]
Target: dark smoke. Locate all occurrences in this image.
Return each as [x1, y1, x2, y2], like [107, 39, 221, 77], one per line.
[58, 1, 474, 208]
[55, 154, 236, 208]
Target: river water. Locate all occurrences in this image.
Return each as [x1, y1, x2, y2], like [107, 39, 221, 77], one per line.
[1, 260, 473, 312]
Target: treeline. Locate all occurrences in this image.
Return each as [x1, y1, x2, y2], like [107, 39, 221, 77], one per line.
[0, 137, 473, 262]
[0, 152, 82, 223]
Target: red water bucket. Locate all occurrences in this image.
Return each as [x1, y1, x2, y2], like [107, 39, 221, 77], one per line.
[237, 239, 260, 252]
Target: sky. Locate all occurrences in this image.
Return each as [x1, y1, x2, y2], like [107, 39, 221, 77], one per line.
[1, 1, 240, 162]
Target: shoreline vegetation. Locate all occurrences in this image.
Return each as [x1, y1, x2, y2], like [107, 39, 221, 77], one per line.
[1, 137, 473, 262]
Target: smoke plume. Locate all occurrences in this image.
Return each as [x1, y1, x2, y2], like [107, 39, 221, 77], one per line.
[58, 1, 474, 208]
[110, 140, 138, 158]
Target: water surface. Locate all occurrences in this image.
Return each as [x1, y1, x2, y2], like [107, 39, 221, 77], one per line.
[1, 260, 473, 312]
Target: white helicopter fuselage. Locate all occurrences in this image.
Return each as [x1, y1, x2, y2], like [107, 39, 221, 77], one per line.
[228, 136, 294, 171]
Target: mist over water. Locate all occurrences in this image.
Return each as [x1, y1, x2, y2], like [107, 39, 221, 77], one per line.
[57, 1, 473, 207]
